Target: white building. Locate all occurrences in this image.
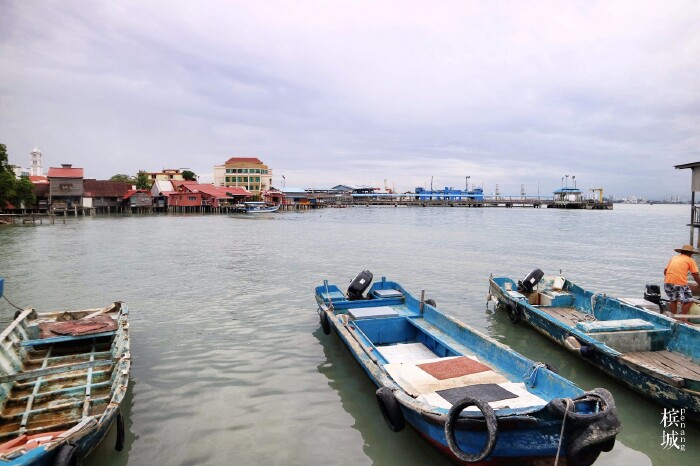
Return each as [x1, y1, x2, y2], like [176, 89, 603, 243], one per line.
[30, 147, 43, 176]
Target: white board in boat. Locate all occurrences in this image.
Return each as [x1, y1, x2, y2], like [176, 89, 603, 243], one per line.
[348, 306, 400, 319]
[618, 298, 661, 312]
[372, 289, 404, 298]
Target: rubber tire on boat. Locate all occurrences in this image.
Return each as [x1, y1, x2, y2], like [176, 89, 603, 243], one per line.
[115, 409, 125, 451]
[544, 362, 559, 374]
[53, 442, 80, 466]
[13, 310, 21, 320]
[445, 396, 498, 463]
[319, 311, 331, 335]
[425, 299, 436, 307]
[505, 301, 520, 324]
[376, 387, 405, 432]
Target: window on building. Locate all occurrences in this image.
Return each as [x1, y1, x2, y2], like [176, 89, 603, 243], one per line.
[255, 177, 260, 182]
[188, 196, 197, 201]
[59, 184, 72, 191]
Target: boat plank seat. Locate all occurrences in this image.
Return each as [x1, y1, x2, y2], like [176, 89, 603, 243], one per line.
[348, 306, 399, 320]
[19, 331, 116, 347]
[575, 319, 655, 333]
[320, 290, 346, 302]
[371, 289, 404, 299]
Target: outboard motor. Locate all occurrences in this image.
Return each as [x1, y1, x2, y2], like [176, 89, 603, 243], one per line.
[644, 284, 662, 305]
[517, 268, 544, 293]
[347, 270, 373, 301]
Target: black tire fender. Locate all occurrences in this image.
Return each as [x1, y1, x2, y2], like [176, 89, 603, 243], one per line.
[319, 311, 331, 335]
[14, 310, 22, 320]
[424, 298, 436, 307]
[115, 409, 125, 451]
[53, 442, 80, 466]
[376, 387, 405, 432]
[505, 301, 520, 324]
[445, 396, 498, 462]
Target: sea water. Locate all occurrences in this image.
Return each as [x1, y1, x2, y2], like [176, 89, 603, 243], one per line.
[0, 204, 696, 465]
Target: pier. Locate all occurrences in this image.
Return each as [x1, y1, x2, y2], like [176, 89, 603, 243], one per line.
[318, 194, 612, 209]
[0, 213, 60, 225]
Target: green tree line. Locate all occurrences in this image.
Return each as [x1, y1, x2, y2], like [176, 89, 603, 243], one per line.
[0, 144, 36, 211]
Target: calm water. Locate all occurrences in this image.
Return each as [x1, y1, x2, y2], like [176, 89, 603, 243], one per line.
[0, 204, 697, 465]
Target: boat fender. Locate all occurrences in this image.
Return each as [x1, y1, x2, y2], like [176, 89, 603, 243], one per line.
[115, 409, 125, 451]
[579, 345, 594, 359]
[376, 387, 405, 432]
[425, 299, 436, 308]
[53, 442, 80, 466]
[544, 362, 559, 374]
[319, 311, 331, 335]
[548, 388, 621, 466]
[445, 396, 498, 463]
[13, 310, 21, 320]
[505, 301, 520, 324]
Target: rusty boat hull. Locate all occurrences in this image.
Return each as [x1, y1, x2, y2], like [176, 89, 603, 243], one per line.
[0, 296, 130, 465]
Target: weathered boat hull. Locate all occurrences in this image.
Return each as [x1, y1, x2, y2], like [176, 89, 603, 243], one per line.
[489, 275, 700, 417]
[316, 277, 620, 465]
[0, 301, 130, 465]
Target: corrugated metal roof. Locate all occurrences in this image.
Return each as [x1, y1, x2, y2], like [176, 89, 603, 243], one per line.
[178, 183, 251, 198]
[83, 180, 131, 197]
[29, 176, 49, 184]
[47, 167, 84, 178]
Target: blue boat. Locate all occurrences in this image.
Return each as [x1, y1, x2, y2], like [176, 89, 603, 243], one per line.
[489, 270, 700, 417]
[0, 277, 130, 465]
[315, 271, 621, 465]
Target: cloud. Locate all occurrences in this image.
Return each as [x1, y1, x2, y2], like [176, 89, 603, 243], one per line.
[1, 0, 698, 197]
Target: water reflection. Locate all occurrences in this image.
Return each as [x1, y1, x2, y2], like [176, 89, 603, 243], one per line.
[314, 327, 451, 465]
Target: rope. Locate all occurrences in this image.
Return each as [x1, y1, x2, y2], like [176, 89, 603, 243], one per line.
[524, 362, 546, 388]
[3, 294, 24, 311]
[554, 398, 572, 466]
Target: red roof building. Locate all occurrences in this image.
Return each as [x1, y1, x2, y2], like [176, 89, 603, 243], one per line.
[213, 157, 272, 196]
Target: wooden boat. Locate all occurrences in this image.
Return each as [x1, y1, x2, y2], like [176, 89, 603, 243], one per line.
[0, 278, 130, 465]
[489, 269, 700, 417]
[316, 271, 621, 465]
[242, 202, 280, 213]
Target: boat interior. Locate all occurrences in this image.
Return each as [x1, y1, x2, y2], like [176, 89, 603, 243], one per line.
[497, 275, 700, 392]
[0, 308, 126, 448]
[318, 279, 585, 414]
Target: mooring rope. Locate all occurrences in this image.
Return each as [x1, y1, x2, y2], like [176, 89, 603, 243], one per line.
[524, 362, 546, 388]
[554, 398, 572, 466]
[3, 294, 24, 311]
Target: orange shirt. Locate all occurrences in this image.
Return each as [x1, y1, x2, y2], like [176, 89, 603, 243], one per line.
[664, 254, 699, 285]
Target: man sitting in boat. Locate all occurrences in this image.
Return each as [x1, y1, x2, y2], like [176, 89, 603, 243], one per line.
[664, 244, 700, 315]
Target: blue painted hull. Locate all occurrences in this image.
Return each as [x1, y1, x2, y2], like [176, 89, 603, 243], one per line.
[316, 277, 620, 464]
[489, 275, 700, 417]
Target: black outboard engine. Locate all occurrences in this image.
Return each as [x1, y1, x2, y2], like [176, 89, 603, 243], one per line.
[347, 270, 373, 301]
[517, 268, 544, 293]
[644, 284, 662, 305]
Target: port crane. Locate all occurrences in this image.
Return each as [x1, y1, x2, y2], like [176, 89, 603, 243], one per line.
[590, 188, 604, 202]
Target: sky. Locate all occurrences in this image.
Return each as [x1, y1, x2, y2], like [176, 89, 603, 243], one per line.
[1, 0, 698, 198]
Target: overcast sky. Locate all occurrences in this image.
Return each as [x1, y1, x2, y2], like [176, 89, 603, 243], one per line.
[1, 1, 698, 198]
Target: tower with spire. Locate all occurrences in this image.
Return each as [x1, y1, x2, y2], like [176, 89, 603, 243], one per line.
[30, 147, 43, 176]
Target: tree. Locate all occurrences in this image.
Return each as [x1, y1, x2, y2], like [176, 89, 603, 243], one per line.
[0, 144, 17, 210]
[135, 170, 151, 189]
[182, 170, 197, 181]
[110, 174, 133, 183]
[12, 177, 36, 209]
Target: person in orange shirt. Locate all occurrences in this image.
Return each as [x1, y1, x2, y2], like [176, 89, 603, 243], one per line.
[664, 244, 700, 315]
